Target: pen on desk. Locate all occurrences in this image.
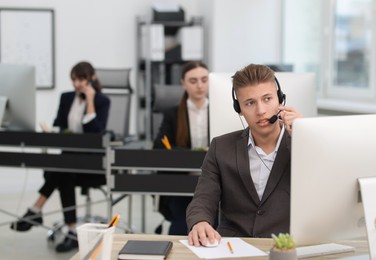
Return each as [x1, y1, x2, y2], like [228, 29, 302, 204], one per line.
[227, 241, 234, 254]
[161, 135, 172, 150]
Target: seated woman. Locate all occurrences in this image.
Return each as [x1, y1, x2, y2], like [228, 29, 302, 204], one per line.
[153, 61, 209, 235]
[10, 61, 110, 253]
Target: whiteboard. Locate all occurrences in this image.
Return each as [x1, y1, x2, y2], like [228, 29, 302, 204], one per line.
[0, 8, 55, 89]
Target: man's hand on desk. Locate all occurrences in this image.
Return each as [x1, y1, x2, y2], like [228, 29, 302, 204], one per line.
[188, 221, 221, 247]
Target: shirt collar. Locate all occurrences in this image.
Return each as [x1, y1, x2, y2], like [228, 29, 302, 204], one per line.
[248, 125, 285, 153]
[187, 98, 209, 111]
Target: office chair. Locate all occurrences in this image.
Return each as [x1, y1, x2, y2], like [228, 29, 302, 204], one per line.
[97, 67, 135, 229]
[75, 175, 107, 223]
[76, 67, 133, 223]
[76, 68, 134, 227]
[151, 84, 184, 234]
[97, 68, 133, 141]
[152, 84, 184, 140]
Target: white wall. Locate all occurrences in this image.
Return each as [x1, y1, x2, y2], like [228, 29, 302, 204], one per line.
[0, 0, 282, 134]
[0, 0, 200, 134]
[208, 0, 282, 72]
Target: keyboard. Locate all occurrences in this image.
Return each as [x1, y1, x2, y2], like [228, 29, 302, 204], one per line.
[296, 243, 355, 258]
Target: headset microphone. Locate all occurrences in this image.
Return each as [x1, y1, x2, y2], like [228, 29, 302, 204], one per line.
[268, 110, 282, 124]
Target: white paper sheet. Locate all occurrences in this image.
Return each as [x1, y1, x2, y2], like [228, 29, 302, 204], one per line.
[180, 237, 268, 259]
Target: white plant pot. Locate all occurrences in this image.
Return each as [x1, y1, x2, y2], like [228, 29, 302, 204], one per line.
[269, 248, 298, 260]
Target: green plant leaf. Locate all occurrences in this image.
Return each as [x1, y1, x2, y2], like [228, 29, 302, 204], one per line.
[271, 233, 296, 250]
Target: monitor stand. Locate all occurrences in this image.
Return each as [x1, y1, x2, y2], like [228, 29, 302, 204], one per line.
[358, 177, 376, 259]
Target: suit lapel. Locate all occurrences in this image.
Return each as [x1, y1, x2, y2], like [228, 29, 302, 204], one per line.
[63, 92, 75, 113]
[236, 130, 261, 204]
[260, 132, 291, 204]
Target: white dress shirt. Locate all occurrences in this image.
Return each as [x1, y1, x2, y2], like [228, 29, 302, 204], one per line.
[187, 98, 209, 149]
[67, 94, 96, 133]
[248, 126, 285, 200]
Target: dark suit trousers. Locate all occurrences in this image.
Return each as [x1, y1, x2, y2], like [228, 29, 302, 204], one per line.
[39, 171, 105, 224]
[164, 196, 192, 235]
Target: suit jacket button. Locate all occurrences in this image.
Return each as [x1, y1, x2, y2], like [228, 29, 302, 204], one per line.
[257, 210, 264, 215]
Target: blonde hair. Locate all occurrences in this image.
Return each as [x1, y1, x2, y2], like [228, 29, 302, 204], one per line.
[232, 64, 275, 93]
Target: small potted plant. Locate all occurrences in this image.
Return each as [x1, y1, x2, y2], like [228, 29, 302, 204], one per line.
[269, 233, 297, 260]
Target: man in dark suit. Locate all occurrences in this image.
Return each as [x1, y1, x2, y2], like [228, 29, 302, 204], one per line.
[186, 64, 303, 246]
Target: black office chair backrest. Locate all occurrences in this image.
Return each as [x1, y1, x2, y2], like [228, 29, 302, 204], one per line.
[96, 68, 132, 89]
[153, 84, 184, 113]
[152, 84, 184, 139]
[96, 68, 133, 140]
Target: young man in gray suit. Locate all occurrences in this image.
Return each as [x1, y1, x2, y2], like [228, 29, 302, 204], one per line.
[186, 64, 303, 247]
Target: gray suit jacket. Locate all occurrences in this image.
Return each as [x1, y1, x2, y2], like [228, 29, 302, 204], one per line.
[186, 128, 291, 238]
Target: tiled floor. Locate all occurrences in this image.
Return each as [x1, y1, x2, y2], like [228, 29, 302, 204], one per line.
[0, 167, 169, 260]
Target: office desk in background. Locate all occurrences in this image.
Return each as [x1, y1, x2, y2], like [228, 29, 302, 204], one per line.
[0, 131, 110, 173]
[0, 131, 113, 223]
[70, 233, 369, 260]
[0, 133, 205, 196]
[0, 133, 207, 232]
[109, 148, 206, 232]
[111, 149, 206, 195]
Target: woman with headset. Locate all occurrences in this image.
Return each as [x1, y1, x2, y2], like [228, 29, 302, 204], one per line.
[10, 61, 110, 253]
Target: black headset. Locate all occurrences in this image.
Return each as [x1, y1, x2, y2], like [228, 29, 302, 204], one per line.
[232, 77, 286, 113]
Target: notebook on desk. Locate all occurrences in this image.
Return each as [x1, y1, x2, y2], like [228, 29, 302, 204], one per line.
[118, 240, 173, 260]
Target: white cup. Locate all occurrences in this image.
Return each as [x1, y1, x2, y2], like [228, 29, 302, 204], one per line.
[77, 223, 115, 260]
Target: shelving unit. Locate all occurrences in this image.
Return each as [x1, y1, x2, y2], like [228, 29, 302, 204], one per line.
[135, 15, 204, 146]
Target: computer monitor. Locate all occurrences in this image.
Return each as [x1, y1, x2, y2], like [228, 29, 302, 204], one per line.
[0, 63, 36, 131]
[209, 72, 317, 140]
[290, 114, 376, 246]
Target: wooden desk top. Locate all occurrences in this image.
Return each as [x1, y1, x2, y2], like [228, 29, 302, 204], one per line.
[70, 233, 369, 260]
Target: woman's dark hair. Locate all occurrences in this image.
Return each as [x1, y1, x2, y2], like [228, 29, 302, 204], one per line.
[176, 61, 209, 147]
[181, 60, 208, 80]
[70, 61, 102, 92]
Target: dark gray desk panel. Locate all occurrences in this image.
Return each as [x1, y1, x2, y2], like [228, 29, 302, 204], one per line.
[0, 152, 104, 173]
[112, 174, 199, 194]
[0, 131, 106, 150]
[113, 149, 206, 169]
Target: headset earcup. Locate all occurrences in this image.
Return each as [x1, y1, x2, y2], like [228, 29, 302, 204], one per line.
[278, 91, 286, 104]
[275, 77, 285, 104]
[233, 100, 241, 113]
[232, 87, 241, 113]
[231, 87, 241, 114]
[281, 92, 286, 104]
